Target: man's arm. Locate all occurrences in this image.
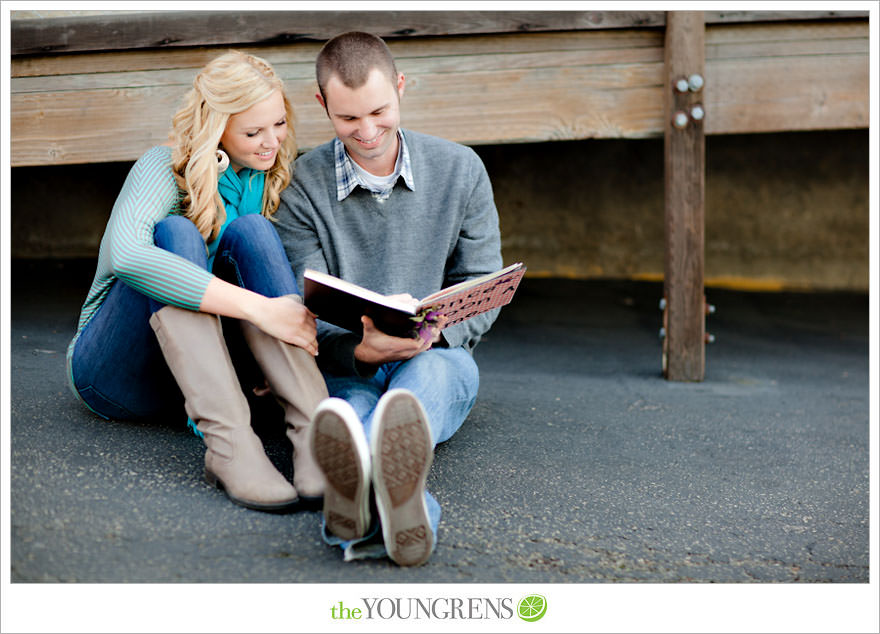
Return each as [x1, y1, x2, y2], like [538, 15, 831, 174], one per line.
[275, 182, 370, 376]
[274, 180, 330, 291]
[439, 151, 505, 350]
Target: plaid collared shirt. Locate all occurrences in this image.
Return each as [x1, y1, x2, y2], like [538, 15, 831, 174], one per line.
[334, 130, 415, 202]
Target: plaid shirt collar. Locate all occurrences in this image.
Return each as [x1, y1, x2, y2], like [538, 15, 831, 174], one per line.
[334, 130, 415, 201]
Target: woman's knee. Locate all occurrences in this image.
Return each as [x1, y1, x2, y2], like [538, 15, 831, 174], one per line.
[154, 215, 206, 265]
[215, 214, 297, 296]
[224, 213, 276, 242]
[223, 215, 286, 258]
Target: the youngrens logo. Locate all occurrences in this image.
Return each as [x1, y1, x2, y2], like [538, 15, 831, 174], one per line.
[517, 594, 548, 622]
[329, 594, 547, 622]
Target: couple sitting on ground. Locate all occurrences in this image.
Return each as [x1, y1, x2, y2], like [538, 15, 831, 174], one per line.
[66, 31, 504, 567]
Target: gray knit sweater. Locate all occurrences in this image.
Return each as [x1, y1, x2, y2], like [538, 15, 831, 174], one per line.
[275, 129, 503, 376]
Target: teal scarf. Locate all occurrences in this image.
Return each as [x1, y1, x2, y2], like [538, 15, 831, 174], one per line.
[207, 166, 266, 266]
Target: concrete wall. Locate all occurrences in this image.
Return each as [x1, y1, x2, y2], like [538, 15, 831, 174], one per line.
[479, 129, 869, 291]
[10, 129, 869, 292]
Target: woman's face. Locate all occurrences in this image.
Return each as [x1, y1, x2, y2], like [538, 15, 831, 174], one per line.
[219, 90, 288, 173]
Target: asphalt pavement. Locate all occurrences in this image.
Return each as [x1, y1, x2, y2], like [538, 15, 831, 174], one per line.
[4, 258, 873, 628]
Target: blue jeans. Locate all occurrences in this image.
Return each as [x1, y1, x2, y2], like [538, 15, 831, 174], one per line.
[321, 347, 479, 561]
[71, 214, 299, 420]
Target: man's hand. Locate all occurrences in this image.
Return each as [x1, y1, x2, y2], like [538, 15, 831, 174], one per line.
[385, 293, 419, 308]
[354, 315, 442, 365]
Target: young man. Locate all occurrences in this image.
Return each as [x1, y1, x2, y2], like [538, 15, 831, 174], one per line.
[274, 31, 503, 566]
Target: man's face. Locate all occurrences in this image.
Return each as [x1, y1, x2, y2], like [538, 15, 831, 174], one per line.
[318, 67, 405, 176]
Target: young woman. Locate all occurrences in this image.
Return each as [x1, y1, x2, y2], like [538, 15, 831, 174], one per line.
[66, 51, 328, 513]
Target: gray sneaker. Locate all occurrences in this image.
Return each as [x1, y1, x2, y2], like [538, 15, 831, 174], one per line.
[310, 398, 371, 541]
[370, 389, 435, 566]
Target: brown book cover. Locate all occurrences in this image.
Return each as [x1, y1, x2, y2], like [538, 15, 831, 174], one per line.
[303, 263, 526, 339]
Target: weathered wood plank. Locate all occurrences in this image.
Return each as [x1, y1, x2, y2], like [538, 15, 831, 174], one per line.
[708, 24, 869, 59]
[707, 19, 868, 48]
[13, 20, 866, 79]
[402, 69, 664, 144]
[10, 44, 321, 78]
[10, 64, 665, 166]
[10, 82, 335, 166]
[10, 28, 669, 165]
[12, 47, 665, 94]
[14, 20, 866, 91]
[706, 54, 869, 134]
[11, 61, 315, 93]
[11, 30, 664, 78]
[9, 10, 668, 56]
[9, 21, 869, 166]
[10, 9, 867, 57]
[704, 10, 867, 24]
[664, 11, 705, 381]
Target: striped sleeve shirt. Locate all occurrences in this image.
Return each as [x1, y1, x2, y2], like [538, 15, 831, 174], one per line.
[66, 145, 214, 381]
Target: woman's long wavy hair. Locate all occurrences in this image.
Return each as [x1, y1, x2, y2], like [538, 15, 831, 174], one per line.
[170, 50, 297, 241]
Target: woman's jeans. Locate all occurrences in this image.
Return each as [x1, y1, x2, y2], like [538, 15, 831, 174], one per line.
[70, 214, 299, 421]
[321, 347, 480, 561]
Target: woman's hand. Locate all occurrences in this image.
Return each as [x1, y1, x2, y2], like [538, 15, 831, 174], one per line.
[198, 277, 319, 355]
[250, 295, 319, 356]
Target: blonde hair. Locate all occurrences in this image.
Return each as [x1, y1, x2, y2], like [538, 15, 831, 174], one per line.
[170, 50, 297, 241]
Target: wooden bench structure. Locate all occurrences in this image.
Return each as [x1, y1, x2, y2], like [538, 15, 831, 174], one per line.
[10, 10, 870, 380]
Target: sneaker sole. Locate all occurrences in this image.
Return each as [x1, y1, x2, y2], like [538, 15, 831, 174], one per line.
[371, 389, 434, 566]
[310, 400, 371, 541]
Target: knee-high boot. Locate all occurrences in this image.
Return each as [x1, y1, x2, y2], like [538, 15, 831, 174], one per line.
[149, 305, 299, 512]
[240, 298, 329, 501]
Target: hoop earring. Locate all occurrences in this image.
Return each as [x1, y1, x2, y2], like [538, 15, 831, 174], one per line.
[216, 149, 230, 173]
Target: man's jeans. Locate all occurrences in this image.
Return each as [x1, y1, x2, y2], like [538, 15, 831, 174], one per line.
[321, 347, 479, 561]
[71, 214, 299, 420]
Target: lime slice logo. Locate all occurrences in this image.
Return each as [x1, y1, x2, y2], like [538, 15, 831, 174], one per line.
[517, 594, 547, 622]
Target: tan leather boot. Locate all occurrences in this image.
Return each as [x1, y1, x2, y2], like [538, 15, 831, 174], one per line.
[240, 297, 329, 501]
[149, 305, 299, 512]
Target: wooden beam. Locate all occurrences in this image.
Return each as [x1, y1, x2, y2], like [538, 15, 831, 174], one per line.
[9, 22, 868, 167]
[663, 11, 706, 381]
[10, 10, 868, 57]
[10, 30, 671, 166]
[704, 10, 868, 24]
[9, 10, 667, 56]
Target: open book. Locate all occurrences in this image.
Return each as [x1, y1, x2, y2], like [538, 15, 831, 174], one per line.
[303, 262, 526, 339]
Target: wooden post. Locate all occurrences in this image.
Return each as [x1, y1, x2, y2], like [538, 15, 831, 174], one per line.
[663, 11, 706, 381]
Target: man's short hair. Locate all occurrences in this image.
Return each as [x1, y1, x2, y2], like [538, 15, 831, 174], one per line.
[316, 31, 399, 104]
